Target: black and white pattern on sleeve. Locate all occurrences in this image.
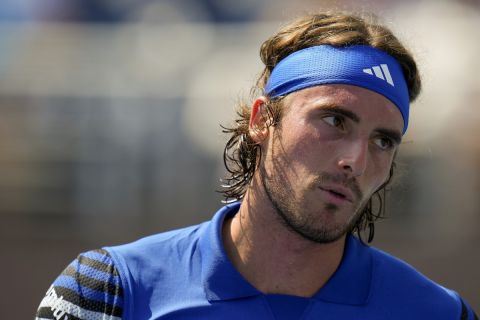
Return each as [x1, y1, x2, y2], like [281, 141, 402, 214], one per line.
[35, 249, 124, 320]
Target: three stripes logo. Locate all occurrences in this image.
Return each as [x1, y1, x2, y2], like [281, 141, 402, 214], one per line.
[363, 64, 395, 87]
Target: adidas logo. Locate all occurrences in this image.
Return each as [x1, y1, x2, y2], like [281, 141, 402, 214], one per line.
[363, 64, 394, 86]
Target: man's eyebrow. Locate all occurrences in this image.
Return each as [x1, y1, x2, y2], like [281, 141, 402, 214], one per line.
[376, 128, 402, 145]
[317, 104, 360, 123]
[318, 104, 403, 144]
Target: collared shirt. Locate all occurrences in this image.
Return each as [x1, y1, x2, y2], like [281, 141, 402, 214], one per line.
[36, 203, 478, 319]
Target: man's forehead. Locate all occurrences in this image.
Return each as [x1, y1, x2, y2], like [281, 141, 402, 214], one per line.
[289, 84, 364, 103]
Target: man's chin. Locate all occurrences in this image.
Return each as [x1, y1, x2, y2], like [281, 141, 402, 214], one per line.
[287, 220, 351, 244]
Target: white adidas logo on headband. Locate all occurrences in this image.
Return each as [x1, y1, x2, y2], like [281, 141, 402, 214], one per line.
[363, 64, 394, 86]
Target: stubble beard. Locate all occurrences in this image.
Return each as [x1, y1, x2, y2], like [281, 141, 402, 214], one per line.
[260, 166, 366, 244]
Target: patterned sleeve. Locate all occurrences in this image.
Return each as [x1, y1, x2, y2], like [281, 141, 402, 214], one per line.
[460, 297, 478, 320]
[35, 249, 124, 320]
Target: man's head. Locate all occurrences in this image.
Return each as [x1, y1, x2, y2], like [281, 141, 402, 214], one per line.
[221, 12, 421, 242]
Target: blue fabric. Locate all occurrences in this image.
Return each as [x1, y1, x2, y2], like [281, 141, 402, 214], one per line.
[81, 249, 116, 262]
[265, 45, 411, 133]
[52, 274, 123, 305]
[67, 260, 121, 285]
[105, 203, 475, 319]
[35, 250, 124, 320]
[265, 295, 310, 320]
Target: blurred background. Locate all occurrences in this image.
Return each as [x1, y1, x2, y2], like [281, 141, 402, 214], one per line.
[0, 0, 478, 317]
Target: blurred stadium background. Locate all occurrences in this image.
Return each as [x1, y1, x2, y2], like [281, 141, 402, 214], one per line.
[0, 0, 478, 318]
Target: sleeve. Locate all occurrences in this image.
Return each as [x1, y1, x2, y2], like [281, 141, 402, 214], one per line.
[35, 249, 124, 320]
[460, 297, 478, 320]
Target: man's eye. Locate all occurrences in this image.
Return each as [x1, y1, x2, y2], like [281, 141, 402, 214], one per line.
[322, 115, 344, 128]
[373, 136, 394, 150]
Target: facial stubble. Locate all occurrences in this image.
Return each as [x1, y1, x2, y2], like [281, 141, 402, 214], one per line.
[260, 165, 367, 244]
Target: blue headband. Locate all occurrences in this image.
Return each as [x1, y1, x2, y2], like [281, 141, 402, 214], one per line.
[265, 45, 410, 133]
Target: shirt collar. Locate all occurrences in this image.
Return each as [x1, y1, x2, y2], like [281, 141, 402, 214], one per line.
[200, 203, 372, 305]
[200, 202, 261, 301]
[313, 233, 373, 305]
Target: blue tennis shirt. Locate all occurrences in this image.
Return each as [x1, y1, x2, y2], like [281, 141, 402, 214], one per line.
[103, 203, 476, 319]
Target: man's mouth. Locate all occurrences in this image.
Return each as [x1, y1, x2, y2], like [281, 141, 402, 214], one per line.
[319, 186, 354, 203]
[329, 189, 346, 199]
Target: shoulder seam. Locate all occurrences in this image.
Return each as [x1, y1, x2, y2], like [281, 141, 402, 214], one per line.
[103, 247, 131, 320]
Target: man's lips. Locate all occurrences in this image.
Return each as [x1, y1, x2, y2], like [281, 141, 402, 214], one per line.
[318, 185, 354, 203]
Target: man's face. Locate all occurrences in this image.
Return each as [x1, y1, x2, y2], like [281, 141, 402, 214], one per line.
[256, 84, 403, 243]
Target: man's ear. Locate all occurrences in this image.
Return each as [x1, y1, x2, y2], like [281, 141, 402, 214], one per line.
[248, 96, 270, 143]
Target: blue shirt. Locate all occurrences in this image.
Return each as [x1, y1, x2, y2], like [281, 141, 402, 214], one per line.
[102, 202, 476, 319]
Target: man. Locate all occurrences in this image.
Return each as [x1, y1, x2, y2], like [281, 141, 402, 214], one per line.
[36, 12, 477, 320]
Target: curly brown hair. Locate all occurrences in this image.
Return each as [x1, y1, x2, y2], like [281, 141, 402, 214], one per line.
[220, 12, 421, 242]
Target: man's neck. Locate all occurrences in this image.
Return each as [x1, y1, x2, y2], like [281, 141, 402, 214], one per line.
[222, 188, 346, 298]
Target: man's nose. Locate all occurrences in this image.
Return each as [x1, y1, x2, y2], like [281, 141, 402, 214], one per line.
[336, 140, 368, 177]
